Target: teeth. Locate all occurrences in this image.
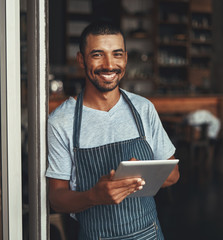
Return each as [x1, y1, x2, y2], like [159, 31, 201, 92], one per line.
[100, 73, 116, 81]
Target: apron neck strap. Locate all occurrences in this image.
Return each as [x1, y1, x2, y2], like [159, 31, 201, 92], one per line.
[73, 89, 84, 149]
[73, 88, 146, 149]
[120, 89, 146, 137]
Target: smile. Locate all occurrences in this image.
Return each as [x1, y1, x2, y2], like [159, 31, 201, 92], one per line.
[99, 73, 117, 81]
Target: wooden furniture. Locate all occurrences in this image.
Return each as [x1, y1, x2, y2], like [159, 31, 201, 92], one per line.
[50, 95, 223, 123]
[59, 0, 213, 96]
[120, 0, 155, 95]
[149, 95, 223, 118]
[49, 97, 68, 113]
[154, 0, 213, 94]
[64, 0, 93, 95]
[149, 95, 223, 138]
[148, 94, 223, 184]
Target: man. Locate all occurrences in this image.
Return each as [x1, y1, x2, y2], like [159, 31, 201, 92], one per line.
[46, 21, 180, 240]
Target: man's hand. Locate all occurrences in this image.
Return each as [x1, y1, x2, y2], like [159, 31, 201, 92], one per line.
[48, 167, 145, 213]
[89, 169, 145, 205]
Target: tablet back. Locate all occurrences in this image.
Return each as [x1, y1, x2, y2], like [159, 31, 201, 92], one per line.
[113, 160, 179, 197]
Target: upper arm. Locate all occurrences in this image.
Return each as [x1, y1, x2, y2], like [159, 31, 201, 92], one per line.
[48, 178, 70, 200]
[46, 121, 73, 180]
[49, 178, 69, 190]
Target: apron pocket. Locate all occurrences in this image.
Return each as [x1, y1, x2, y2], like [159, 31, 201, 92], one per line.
[100, 223, 157, 240]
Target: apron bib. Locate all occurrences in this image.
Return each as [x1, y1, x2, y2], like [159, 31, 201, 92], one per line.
[73, 89, 164, 240]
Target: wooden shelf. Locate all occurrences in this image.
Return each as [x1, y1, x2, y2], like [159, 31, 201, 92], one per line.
[62, 0, 213, 95]
[190, 54, 211, 58]
[189, 68, 210, 86]
[190, 0, 212, 13]
[159, 21, 188, 25]
[126, 33, 152, 39]
[158, 64, 188, 68]
[149, 96, 223, 118]
[121, 12, 152, 19]
[158, 81, 188, 87]
[158, 41, 188, 47]
[191, 26, 212, 31]
[154, 0, 213, 93]
[159, 0, 189, 3]
[191, 40, 212, 45]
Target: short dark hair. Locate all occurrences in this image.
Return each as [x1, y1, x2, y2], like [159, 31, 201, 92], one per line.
[79, 21, 126, 55]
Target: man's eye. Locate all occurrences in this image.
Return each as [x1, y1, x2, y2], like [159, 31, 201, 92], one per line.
[114, 53, 123, 57]
[92, 53, 102, 57]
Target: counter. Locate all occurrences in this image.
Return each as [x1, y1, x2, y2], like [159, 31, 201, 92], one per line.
[148, 95, 223, 118]
[49, 95, 223, 121]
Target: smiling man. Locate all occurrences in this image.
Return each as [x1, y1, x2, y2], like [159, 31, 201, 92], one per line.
[79, 34, 126, 92]
[76, 27, 128, 111]
[46, 21, 179, 240]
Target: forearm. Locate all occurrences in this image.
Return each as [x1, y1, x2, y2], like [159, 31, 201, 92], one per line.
[49, 188, 95, 213]
[48, 172, 145, 213]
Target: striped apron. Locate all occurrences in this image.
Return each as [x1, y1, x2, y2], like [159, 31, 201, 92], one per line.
[73, 89, 164, 240]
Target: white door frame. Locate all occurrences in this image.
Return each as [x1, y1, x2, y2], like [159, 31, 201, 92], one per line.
[0, 0, 22, 239]
[0, 0, 49, 239]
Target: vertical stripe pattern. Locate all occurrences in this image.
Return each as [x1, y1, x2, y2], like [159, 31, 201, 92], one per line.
[73, 89, 164, 240]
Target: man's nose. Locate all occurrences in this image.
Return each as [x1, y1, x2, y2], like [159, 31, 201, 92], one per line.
[103, 55, 114, 70]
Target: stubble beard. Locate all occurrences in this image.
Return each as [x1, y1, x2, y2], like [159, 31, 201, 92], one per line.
[84, 64, 124, 93]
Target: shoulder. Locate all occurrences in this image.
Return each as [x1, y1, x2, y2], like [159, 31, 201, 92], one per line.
[48, 97, 76, 128]
[121, 89, 156, 113]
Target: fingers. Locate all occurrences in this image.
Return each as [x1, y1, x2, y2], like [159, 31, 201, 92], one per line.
[111, 177, 144, 189]
[92, 172, 146, 205]
[118, 180, 145, 195]
[108, 179, 146, 204]
[129, 157, 138, 161]
[109, 178, 146, 197]
[102, 169, 146, 190]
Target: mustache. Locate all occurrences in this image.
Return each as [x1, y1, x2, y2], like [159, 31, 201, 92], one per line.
[94, 69, 122, 74]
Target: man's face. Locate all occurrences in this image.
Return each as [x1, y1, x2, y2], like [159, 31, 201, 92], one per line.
[80, 33, 127, 92]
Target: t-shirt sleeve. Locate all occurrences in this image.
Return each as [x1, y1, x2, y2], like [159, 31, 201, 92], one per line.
[149, 103, 176, 160]
[45, 120, 72, 180]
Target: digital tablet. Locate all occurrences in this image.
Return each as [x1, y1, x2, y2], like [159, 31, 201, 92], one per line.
[113, 159, 179, 197]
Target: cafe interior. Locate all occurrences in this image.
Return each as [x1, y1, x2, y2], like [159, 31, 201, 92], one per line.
[19, 0, 223, 239]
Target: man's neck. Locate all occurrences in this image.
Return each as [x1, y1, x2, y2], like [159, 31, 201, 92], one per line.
[83, 87, 121, 112]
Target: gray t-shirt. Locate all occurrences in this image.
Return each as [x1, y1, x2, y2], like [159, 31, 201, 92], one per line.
[46, 89, 175, 191]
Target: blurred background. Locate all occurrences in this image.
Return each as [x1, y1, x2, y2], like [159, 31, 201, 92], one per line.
[19, 0, 223, 239]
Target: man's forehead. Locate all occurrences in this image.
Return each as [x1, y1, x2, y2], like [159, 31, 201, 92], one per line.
[85, 33, 125, 51]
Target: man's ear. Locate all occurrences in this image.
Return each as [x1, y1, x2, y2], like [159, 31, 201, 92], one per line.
[76, 52, 85, 69]
[125, 51, 128, 63]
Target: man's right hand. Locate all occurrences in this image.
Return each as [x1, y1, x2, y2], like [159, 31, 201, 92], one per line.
[89, 170, 145, 205]
[48, 169, 145, 214]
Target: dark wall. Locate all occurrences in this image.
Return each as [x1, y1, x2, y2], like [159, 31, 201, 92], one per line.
[49, 0, 66, 65]
[49, 0, 120, 67]
[92, 0, 121, 26]
[212, 0, 223, 93]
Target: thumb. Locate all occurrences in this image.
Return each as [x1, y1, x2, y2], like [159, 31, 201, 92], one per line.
[129, 157, 138, 161]
[109, 169, 116, 179]
[100, 170, 115, 181]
